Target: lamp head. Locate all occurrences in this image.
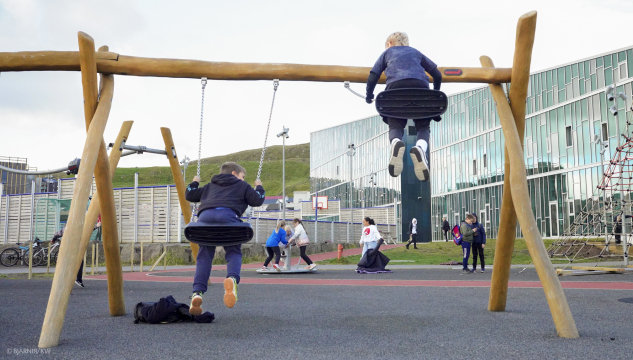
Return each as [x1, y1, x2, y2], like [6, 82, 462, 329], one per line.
[618, 92, 628, 101]
[609, 105, 618, 116]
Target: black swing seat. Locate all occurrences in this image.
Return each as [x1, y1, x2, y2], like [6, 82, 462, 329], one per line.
[184, 221, 253, 246]
[375, 88, 448, 120]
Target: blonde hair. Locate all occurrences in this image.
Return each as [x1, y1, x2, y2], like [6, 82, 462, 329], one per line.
[275, 220, 286, 233]
[285, 225, 292, 233]
[386, 32, 409, 47]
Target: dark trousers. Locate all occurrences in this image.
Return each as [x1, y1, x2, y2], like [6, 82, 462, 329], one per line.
[472, 243, 485, 270]
[192, 209, 244, 293]
[299, 246, 313, 265]
[443, 230, 449, 241]
[461, 242, 472, 270]
[385, 79, 431, 145]
[615, 234, 622, 244]
[264, 246, 281, 266]
[77, 260, 83, 282]
[406, 234, 418, 248]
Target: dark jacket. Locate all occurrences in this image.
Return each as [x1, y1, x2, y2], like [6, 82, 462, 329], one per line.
[613, 214, 632, 234]
[470, 213, 486, 244]
[185, 174, 265, 217]
[442, 220, 450, 231]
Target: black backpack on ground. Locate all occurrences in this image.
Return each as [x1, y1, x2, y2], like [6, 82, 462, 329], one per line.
[133, 295, 215, 324]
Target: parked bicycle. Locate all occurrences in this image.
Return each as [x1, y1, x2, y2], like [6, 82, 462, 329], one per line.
[0, 239, 44, 267]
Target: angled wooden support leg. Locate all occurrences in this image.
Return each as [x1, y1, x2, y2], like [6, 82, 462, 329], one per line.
[160, 127, 198, 260]
[38, 73, 115, 349]
[488, 10, 535, 312]
[482, 55, 579, 338]
[77, 34, 124, 317]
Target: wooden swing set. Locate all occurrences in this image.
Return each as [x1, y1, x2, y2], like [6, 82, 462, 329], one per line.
[0, 10, 580, 348]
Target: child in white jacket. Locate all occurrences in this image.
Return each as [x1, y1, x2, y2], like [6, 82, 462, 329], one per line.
[359, 217, 381, 257]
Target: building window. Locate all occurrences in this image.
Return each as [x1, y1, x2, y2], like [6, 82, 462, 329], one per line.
[473, 160, 477, 175]
[408, 126, 416, 136]
[336, 166, 339, 175]
[602, 123, 608, 141]
[565, 126, 572, 147]
[483, 154, 487, 168]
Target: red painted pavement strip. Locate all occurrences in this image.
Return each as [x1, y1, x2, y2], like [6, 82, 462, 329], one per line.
[86, 272, 633, 290]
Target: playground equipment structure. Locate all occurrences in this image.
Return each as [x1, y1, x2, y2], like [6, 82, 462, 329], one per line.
[0, 10, 581, 348]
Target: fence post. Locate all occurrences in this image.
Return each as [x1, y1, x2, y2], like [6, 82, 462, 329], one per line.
[134, 173, 138, 244]
[29, 180, 35, 244]
[331, 221, 334, 243]
[166, 185, 170, 243]
[3, 194, 8, 244]
[255, 217, 259, 243]
[346, 222, 349, 243]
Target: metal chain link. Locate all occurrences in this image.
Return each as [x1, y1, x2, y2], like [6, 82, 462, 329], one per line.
[256, 80, 279, 180]
[197, 77, 207, 178]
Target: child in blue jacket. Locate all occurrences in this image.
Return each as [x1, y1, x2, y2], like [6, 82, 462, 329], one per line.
[366, 31, 442, 182]
[185, 162, 265, 315]
[262, 220, 287, 272]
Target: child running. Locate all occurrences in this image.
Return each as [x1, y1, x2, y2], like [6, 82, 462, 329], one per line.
[288, 219, 316, 270]
[185, 162, 265, 315]
[262, 220, 287, 272]
[365, 31, 442, 181]
[359, 217, 381, 257]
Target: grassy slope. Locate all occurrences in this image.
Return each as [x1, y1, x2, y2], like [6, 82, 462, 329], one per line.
[318, 239, 597, 265]
[55, 143, 311, 196]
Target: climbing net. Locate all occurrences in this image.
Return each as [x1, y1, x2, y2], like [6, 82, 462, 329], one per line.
[547, 107, 633, 267]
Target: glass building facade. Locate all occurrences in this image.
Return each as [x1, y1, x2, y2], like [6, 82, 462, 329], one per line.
[430, 46, 633, 241]
[311, 46, 633, 242]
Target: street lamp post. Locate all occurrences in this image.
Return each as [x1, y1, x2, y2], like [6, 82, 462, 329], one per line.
[180, 156, 190, 180]
[347, 142, 356, 237]
[277, 126, 290, 221]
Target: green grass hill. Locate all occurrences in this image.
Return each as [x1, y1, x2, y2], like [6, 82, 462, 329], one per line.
[55, 143, 311, 196]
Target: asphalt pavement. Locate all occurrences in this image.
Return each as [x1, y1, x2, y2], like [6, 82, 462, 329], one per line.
[1, 269, 632, 359]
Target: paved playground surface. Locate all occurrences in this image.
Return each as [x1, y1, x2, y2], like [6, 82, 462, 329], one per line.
[2, 265, 633, 359]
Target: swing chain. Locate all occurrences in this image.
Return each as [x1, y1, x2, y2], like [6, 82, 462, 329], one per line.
[256, 79, 279, 180]
[197, 77, 208, 178]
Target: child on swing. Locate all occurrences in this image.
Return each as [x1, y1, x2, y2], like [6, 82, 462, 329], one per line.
[185, 162, 265, 315]
[366, 32, 443, 181]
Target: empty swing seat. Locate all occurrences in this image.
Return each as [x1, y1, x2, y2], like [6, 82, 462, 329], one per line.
[375, 88, 448, 120]
[185, 221, 253, 246]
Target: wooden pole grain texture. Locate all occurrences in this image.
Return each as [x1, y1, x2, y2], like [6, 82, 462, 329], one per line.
[0, 50, 512, 84]
[482, 54, 578, 338]
[77, 120, 133, 277]
[77, 34, 125, 317]
[160, 127, 198, 260]
[38, 72, 115, 349]
[488, 10, 534, 312]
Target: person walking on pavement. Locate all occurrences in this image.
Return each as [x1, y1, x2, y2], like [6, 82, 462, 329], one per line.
[406, 218, 418, 249]
[442, 216, 450, 241]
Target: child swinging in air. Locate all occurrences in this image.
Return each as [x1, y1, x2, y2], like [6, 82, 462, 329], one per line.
[185, 162, 265, 315]
[366, 32, 442, 181]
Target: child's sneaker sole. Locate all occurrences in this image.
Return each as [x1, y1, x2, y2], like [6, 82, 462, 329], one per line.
[388, 140, 406, 177]
[223, 278, 237, 308]
[409, 146, 429, 181]
[189, 296, 203, 316]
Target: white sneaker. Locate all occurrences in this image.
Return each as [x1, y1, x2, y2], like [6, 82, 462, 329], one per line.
[388, 140, 406, 177]
[409, 145, 429, 181]
[273, 264, 282, 272]
[260, 266, 268, 271]
[308, 263, 317, 271]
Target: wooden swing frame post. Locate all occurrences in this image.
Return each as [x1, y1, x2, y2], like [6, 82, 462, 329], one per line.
[160, 127, 199, 259]
[77, 34, 125, 317]
[77, 120, 134, 276]
[483, 11, 579, 338]
[38, 61, 115, 349]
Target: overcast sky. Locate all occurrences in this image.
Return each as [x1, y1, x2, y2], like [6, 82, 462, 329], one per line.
[1, 0, 632, 171]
